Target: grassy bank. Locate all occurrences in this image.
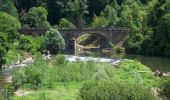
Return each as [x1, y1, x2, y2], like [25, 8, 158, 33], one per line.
[9, 55, 159, 100]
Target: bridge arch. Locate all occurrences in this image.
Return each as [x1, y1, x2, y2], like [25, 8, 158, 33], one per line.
[18, 28, 129, 50]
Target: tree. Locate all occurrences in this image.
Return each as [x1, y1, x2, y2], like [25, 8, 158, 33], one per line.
[91, 5, 119, 28]
[0, 12, 21, 42]
[119, 1, 149, 53]
[43, 29, 66, 54]
[26, 7, 50, 29]
[147, 14, 170, 56]
[0, 0, 18, 17]
[47, 0, 68, 25]
[58, 18, 76, 29]
[87, 0, 111, 20]
[14, 0, 46, 12]
[0, 32, 9, 70]
[101, 5, 119, 27]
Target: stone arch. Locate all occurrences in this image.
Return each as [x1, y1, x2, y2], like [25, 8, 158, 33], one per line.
[75, 32, 109, 49]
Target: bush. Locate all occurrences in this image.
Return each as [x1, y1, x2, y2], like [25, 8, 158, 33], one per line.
[52, 54, 67, 65]
[159, 78, 170, 99]
[42, 29, 66, 54]
[12, 66, 42, 89]
[80, 79, 157, 100]
[18, 35, 33, 51]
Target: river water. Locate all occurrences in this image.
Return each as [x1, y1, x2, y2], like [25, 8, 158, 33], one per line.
[75, 50, 170, 72]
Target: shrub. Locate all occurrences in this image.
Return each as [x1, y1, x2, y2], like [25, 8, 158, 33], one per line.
[52, 54, 67, 65]
[12, 66, 42, 89]
[18, 35, 33, 51]
[42, 29, 66, 54]
[80, 79, 157, 100]
[159, 78, 170, 99]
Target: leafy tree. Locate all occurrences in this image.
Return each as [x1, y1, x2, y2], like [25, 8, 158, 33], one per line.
[0, 32, 9, 70]
[26, 7, 50, 29]
[147, 14, 170, 56]
[47, 0, 67, 25]
[87, 0, 111, 20]
[91, 5, 119, 28]
[101, 5, 119, 27]
[43, 29, 66, 54]
[119, 1, 149, 53]
[58, 18, 76, 29]
[66, 0, 88, 27]
[0, 12, 21, 42]
[147, 0, 168, 27]
[14, 0, 46, 12]
[92, 16, 108, 28]
[0, 0, 18, 17]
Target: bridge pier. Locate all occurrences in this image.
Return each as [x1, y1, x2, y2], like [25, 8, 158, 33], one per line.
[18, 28, 129, 51]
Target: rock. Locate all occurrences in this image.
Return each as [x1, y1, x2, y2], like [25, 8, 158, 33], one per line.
[14, 89, 32, 96]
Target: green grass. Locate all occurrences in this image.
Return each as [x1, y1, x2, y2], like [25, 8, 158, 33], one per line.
[112, 60, 159, 87]
[10, 55, 159, 99]
[12, 82, 82, 100]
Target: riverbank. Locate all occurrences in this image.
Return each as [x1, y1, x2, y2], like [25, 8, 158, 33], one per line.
[0, 54, 160, 99]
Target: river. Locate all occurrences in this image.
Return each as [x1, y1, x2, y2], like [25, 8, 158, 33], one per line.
[74, 50, 170, 72]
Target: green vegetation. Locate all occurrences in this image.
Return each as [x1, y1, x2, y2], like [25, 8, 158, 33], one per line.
[0, 12, 21, 42]
[8, 55, 159, 99]
[23, 7, 50, 29]
[58, 18, 76, 29]
[0, 0, 170, 99]
[0, 32, 9, 69]
[80, 79, 157, 100]
[42, 29, 66, 54]
[159, 77, 170, 100]
[0, 0, 18, 17]
[0, 0, 169, 56]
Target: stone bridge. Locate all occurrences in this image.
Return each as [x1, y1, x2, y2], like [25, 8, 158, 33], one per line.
[18, 28, 129, 50]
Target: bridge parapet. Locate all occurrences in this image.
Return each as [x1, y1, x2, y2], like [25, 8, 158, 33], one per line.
[18, 28, 129, 50]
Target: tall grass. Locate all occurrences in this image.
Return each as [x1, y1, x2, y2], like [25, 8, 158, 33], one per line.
[12, 54, 114, 89]
[80, 79, 158, 100]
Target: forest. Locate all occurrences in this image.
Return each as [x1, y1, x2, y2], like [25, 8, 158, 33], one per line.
[0, 0, 170, 58]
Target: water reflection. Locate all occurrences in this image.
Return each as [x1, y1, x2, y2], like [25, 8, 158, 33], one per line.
[73, 50, 170, 72]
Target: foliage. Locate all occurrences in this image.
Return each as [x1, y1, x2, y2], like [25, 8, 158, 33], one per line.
[12, 54, 115, 89]
[159, 77, 170, 100]
[26, 7, 50, 29]
[0, 0, 18, 17]
[18, 35, 45, 54]
[42, 29, 66, 54]
[18, 35, 33, 52]
[146, 14, 170, 56]
[113, 60, 159, 87]
[80, 79, 157, 100]
[0, 32, 9, 69]
[58, 18, 76, 29]
[91, 16, 108, 28]
[91, 5, 119, 28]
[0, 12, 21, 42]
